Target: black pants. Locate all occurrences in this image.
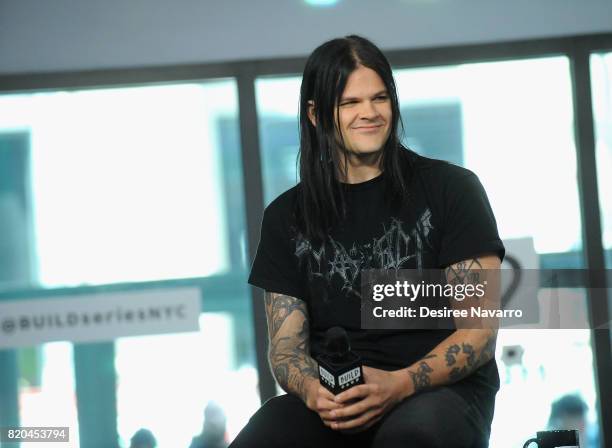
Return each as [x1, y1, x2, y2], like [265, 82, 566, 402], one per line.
[230, 385, 493, 448]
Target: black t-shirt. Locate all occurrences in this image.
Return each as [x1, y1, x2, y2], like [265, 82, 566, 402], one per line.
[248, 148, 505, 404]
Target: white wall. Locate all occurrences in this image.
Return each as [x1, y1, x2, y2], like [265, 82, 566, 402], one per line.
[0, 0, 611, 74]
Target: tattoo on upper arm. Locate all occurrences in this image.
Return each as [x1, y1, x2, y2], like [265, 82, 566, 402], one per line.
[264, 292, 308, 339]
[445, 258, 483, 287]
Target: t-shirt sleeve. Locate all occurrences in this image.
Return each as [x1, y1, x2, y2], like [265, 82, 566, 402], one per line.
[438, 172, 505, 268]
[247, 202, 306, 300]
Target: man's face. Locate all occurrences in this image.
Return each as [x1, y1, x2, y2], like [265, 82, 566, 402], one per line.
[334, 65, 392, 158]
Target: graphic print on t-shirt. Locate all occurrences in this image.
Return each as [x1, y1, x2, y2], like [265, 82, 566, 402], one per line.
[293, 209, 433, 301]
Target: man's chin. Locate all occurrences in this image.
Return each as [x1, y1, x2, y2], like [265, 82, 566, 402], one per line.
[345, 147, 384, 158]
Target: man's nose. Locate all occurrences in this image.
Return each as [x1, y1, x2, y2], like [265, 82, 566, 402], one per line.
[358, 100, 379, 119]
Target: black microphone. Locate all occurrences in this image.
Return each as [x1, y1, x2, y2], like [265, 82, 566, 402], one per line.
[316, 326, 364, 395]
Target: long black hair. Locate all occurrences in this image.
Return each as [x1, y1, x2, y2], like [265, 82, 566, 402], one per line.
[295, 34, 413, 245]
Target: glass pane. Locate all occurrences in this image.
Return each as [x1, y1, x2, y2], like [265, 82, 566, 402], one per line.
[590, 51, 612, 268]
[115, 313, 260, 448]
[493, 327, 600, 448]
[0, 79, 257, 447]
[17, 342, 80, 448]
[255, 77, 302, 205]
[394, 57, 597, 448]
[395, 58, 581, 257]
[0, 81, 244, 289]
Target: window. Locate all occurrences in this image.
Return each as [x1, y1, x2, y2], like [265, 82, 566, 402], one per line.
[0, 80, 258, 447]
[590, 51, 612, 268]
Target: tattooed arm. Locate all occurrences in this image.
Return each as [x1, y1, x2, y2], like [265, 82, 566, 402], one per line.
[398, 253, 501, 397]
[264, 291, 319, 404]
[325, 253, 501, 431]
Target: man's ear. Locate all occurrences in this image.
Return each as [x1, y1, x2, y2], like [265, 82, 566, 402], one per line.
[307, 100, 316, 127]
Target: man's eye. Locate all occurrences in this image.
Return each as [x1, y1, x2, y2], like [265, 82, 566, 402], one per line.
[375, 95, 388, 101]
[341, 101, 357, 106]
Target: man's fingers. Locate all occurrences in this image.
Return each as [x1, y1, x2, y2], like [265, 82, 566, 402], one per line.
[331, 397, 374, 419]
[360, 414, 383, 430]
[316, 396, 342, 412]
[319, 409, 338, 422]
[315, 386, 343, 412]
[334, 384, 371, 404]
[321, 418, 335, 428]
[319, 407, 340, 428]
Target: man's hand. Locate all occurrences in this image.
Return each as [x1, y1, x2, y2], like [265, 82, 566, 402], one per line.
[327, 366, 410, 431]
[304, 378, 344, 428]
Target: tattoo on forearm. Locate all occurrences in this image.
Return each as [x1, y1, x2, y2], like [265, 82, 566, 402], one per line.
[463, 343, 476, 366]
[481, 331, 496, 361]
[269, 342, 318, 397]
[445, 344, 460, 366]
[447, 332, 497, 382]
[407, 355, 436, 393]
[272, 362, 289, 387]
[265, 292, 318, 400]
[449, 365, 468, 381]
[447, 343, 470, 380]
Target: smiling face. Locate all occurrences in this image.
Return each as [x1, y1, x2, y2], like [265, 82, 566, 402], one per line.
[306, 64, 394, 178]
[334, 65, 392, 158]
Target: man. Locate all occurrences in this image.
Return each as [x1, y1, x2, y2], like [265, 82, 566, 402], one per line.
[548, 394, 599, 448]
[129, 428, 157, 448]
[231, 35, 504, 447]
[189, 401, 229, 448]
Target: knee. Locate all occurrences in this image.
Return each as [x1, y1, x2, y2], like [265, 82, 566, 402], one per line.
[371, 422, 436, 448]
[372, 418, 473, 448]
[231, 395, 331, 448]
[230, 396, 290, 448]
[370, 387, 489, 448]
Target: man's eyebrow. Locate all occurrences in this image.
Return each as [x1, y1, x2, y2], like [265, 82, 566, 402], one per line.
[340, 90, 388, 102]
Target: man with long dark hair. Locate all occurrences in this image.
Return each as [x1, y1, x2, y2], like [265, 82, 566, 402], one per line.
[232, 35, 504, 447]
